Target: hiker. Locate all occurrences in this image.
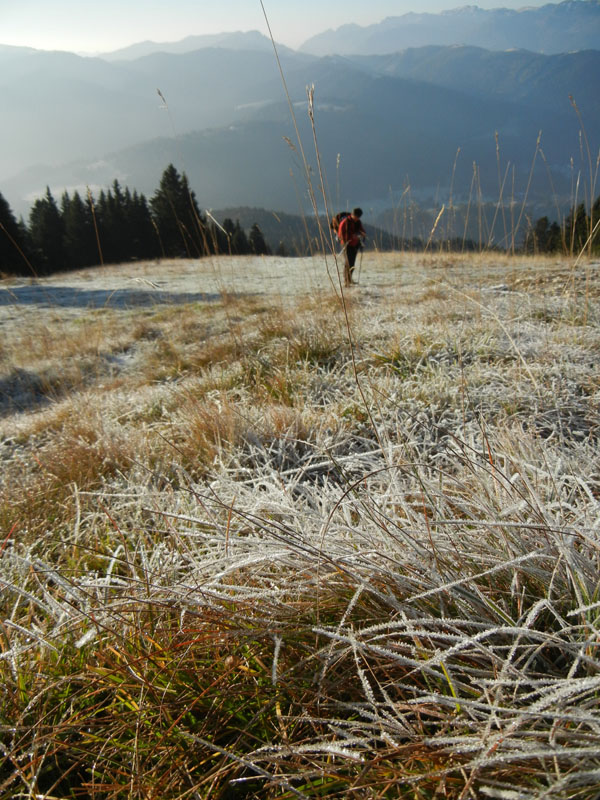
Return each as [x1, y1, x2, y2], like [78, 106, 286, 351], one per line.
[338, 207, 366, 287]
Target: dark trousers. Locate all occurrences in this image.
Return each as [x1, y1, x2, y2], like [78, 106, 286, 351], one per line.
[344, 244, 360, 286]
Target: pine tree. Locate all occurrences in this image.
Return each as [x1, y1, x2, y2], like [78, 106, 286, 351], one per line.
[212, 221, 230, 255]
[94, 181, 131, 264]
[565, 203, 588, 255]
[28, 187, 66, 274]
[222, 218, 236, 254]
[85, 191, 104, 266]
[150, 164, 208, 258]
[592, 195, 600, 253]
[62, 191, 98, 269]
[126, 190, 159, 261]
[222, 218, 249, 255]
[0, 191, 31, 276]
[525, 216, 562, 254]
[232, 221, 249, 255]
[248, 223, 270, 255]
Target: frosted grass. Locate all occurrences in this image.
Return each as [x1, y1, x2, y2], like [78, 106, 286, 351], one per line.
[1, 253, 599, 797]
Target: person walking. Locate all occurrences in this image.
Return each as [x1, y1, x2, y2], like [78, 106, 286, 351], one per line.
[338, 207, 366, 287]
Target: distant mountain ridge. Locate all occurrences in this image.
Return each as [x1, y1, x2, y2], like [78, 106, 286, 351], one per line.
[99, 30, 300, 61]
[352, 46, 600, 121]
[300, 1, 600, 55]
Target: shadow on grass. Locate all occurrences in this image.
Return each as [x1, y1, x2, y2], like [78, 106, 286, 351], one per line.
[0, 285, 224, 309]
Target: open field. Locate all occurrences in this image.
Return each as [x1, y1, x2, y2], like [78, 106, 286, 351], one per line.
[1, 251, 600, 798]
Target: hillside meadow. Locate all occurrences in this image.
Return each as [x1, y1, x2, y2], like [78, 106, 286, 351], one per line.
[1, 250, 600, 798]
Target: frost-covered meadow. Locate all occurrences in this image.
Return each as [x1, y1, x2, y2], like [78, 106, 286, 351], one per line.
[1, 251, 600, 799]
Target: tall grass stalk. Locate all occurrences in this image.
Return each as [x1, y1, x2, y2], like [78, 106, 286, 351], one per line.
[569, 95, 599, 256]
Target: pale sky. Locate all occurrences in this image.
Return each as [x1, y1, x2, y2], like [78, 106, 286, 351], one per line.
[0, 0, 552, 53]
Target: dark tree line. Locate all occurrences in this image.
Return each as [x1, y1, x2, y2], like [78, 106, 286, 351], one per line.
[525, 197, 600, 255]
[0, 164, 270, 277]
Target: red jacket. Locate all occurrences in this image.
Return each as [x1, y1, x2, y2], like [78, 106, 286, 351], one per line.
[338, 215, 365, 247]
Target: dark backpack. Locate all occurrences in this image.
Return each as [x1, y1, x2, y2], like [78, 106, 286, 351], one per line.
[331, 211, 349, 237]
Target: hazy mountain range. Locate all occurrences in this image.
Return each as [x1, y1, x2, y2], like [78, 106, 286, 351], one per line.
[1, 1, 599, 242]
[301, 0, 600, 55]
[97, 30, 302, 61]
